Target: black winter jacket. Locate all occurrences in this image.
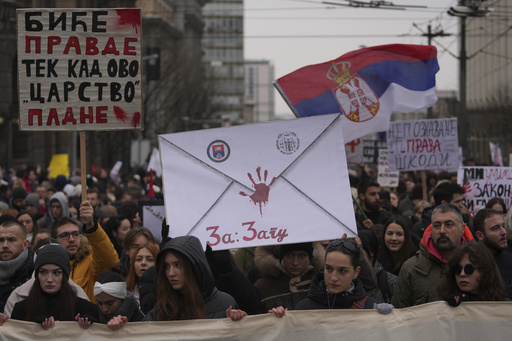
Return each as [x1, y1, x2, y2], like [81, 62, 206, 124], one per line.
[294, 272, 380, 310]
[143, 236, 237, 320]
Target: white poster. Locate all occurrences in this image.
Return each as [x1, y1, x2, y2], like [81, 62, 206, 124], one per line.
[159, 114, 357, 250]
[378, 149, 399, 187]
[387, 118, 459, 171]
[17, 8, 143, 131]
[345, 138, 363, 165]
[458, 166, 512, 215]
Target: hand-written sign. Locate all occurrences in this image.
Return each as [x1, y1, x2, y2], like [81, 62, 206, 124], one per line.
[363, 139, 387, 164]
[377, 149, 399, 187]
[387, 118, 458, 171]
[457, 167, 512, 215]
[17, 9, 143, 131]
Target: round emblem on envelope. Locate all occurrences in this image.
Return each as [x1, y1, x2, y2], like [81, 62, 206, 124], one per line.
[276, 132, 300, 155]
[207, 140, 230, 162]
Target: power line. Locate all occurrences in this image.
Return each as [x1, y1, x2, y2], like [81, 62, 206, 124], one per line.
[244, 34, 422, 38]
[245, 16, 428, 20]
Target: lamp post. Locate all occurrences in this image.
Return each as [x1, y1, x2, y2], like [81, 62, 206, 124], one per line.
[448, 1, 493, 161]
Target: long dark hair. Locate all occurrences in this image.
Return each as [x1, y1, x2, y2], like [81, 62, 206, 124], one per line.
[155, 250, 205, 321]
[377, 215, 415, 275]
[25, 269, 76, 321]
[438, 242, 507, 300]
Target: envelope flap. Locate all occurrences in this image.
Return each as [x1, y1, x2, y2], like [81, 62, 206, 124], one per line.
[158, 114, 341, 189]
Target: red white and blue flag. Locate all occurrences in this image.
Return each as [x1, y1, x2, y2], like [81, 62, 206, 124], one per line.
[274, 44, 439, 142]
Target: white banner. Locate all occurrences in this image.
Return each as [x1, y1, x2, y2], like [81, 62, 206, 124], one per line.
[159, 114, 357, 250]
[17, 8, 143, 131]
[387, 118, 458, 171]
[0, 302, 510, 340]
[458, 166, 512, 215]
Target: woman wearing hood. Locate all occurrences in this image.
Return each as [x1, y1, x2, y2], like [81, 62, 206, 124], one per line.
[107, 236, 247, 329]
[294, 239, 385, 310]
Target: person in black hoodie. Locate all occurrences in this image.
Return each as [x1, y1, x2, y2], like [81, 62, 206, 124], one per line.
[107, 236, 247, 329]
[295, 239, 388, 311]
[9, 243, 99, 330]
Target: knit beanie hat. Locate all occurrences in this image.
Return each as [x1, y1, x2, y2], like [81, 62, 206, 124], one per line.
[54, 175, 68, 192]
[25, 193, 39, 207]
[12, 187, 27, 200]
[279, 242, 314, 260]
[34, 244, 71, 279]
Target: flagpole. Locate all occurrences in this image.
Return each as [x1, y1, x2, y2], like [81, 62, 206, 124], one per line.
[352, 194, 368, 220]
[272, 81, 299, 117]
[421, 171, 427, 201]
[80, 131, 87, 202]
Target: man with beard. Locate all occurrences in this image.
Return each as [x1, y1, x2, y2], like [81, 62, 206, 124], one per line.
[355, 180, 392, 230]
[51, 200, 118, 303]
[411, 181, 467, 243]
[473, 208, 512, 298]
[0, 218, 33, 313]
[391, 204, 472, 308]
[10, 187, 27, 212]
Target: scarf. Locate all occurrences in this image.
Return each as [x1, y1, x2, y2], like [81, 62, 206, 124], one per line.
[0, 249, 29, 285]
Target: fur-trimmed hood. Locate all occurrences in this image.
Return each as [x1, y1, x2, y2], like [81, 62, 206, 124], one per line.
[254, 243, 325, 280]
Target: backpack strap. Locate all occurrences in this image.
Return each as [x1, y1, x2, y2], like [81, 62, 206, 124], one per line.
[350, 296, 368, 309]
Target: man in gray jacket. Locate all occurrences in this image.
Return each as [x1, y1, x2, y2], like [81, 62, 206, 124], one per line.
[391, 204, 470, 308]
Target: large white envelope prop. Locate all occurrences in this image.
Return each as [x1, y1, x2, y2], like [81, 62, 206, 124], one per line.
[159, 114, 357, 250]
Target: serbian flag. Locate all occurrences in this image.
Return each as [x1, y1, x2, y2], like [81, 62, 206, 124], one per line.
[274, 44, 439, 142]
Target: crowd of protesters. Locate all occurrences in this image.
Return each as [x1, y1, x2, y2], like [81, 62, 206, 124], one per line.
[0, 164, 510, 331]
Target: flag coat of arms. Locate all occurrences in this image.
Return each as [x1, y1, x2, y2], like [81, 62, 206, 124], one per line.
[274, 44, 439, 142]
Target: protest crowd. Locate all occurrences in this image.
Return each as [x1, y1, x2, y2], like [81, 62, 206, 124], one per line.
[0, 164, 510, 331]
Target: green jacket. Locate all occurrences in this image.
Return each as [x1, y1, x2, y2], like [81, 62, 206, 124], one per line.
[390, 244, 444, 308]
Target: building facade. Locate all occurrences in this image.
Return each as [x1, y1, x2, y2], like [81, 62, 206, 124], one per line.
[244, 60, 275, 123]
[202, 0, 244, 126]
[462, 0, 512, 165]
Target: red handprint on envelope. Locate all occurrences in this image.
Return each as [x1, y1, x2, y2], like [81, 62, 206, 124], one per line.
[239, 167, 276, 216]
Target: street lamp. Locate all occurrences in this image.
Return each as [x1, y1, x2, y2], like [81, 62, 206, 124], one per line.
[448, 1, 493, 161]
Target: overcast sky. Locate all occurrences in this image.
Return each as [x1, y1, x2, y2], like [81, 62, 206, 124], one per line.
[244, 0, 460, 117]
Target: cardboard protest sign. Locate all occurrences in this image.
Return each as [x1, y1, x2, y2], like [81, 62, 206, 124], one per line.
[159, 114, 357, 250]
[17, 8, 142, 131]
[457, 166, 512, 215]
[363, 139, 387, 164]
[387, 118, 458, 171]
[139, 200, 165, 242]
[378, 149, 399, 187]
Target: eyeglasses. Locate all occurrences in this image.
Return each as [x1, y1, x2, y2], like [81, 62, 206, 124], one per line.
[454, 264, 479, 276]
[56, 231, 80, 240]
[326, 239, 357, 254]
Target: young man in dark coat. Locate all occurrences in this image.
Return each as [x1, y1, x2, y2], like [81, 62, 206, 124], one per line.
[0, 218, 33, 313]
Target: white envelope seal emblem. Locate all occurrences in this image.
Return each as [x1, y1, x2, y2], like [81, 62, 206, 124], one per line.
[276, 132, 300, 154]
